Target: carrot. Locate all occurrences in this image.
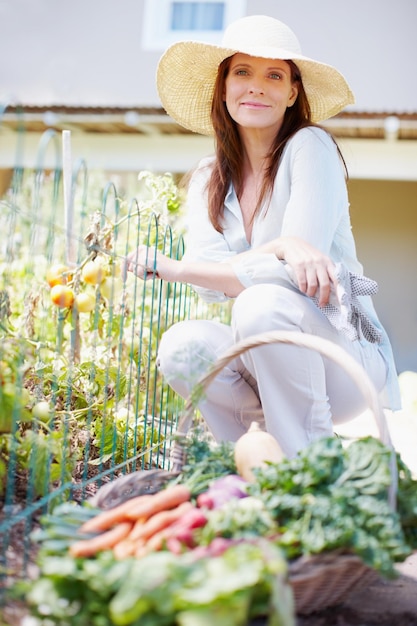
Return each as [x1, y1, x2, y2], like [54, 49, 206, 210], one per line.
[79, 494, 153, 534]
[125, 484, 192, 521]
[69, 521, 133, 558]
[112, 538, 138, 560]
[134, 527, 171, 557]
[134, 544, 150, 559]
[128, 500, 194, 542]
[133, 505, 207, 559]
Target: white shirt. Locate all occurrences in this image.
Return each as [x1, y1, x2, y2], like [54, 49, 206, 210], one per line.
[182, 126, 401, 409]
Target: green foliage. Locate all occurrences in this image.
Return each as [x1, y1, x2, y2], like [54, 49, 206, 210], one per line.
[396, 453, 417, 547]
[0, 170, 195, 501]
[172, 433, 237, 496]
[0, 335, 34, 432]
[248, 436, 413, 577]
[25, 540, 294, 626]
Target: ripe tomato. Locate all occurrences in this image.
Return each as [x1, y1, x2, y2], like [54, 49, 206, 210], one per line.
[46, 263, 71, 287]
[74, 292, 96, 313]
[81, 260, 106, 285]
[50, 284, 75, 308]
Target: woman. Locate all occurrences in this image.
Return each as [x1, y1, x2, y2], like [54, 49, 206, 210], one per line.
[125, 15, 400, 457]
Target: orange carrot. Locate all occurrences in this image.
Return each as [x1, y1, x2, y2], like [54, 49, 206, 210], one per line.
[128, 500, 194, 542]
[112, 538, 138, 560]
[69, 521, 133, 558]
[79, 495, 153, 533]
[125, 484, 192, 522]
[134, 527, 172, 557]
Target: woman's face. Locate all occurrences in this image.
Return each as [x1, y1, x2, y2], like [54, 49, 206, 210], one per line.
[224, 53, 298, 136]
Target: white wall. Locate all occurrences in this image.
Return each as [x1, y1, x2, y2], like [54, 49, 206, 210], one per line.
[1, 0, 416, 113]
[247, 0, 417, 114]
[1, 130, 416, 182]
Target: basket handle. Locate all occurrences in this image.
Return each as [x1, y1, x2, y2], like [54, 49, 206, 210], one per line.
[170, 330, 397, 506]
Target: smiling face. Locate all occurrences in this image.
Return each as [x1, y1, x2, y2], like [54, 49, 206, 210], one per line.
[224, 53, 299, 137]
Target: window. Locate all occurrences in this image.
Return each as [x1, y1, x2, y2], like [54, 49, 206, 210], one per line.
[142, 0, 247, 50]
[171, 2, 224, 32]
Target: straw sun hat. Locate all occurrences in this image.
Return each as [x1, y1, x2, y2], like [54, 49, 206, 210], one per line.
[156, 14, 354, 136]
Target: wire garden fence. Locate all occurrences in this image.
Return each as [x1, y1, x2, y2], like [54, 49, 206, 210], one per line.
[0, 128, 230, 594]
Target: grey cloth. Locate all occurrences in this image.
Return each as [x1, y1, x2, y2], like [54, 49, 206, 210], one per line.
[286, 263, 383, 344]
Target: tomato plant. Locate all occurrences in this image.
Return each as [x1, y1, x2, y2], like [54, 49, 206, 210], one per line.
[74, 292, 96, 312]
[0, 168, 232, 505]
[46, 264, 71, 287]
[81, 259, 106, 285]
[50, 284, 75, 308]
[0, 169, 196, 501]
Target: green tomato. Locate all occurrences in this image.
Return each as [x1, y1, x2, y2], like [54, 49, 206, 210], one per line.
[99, 276, 123, 301]
[32, 401, 52, 423]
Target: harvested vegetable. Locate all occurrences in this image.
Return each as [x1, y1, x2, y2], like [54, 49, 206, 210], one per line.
[69, 521, 133, 558]
[135, 505, 208, 557]
[27, 434, 417, 626]
[172, 434, 237, 495]
[196, 474, 248, 509]
[247, 436, 412, 577]
[128, 499, 193, 542]
[234, 421, 284, 482]
[196, 496, 278, 547]
[113, 501, 195, 560]
[79, 494, 153, 533]
[54, 484, 193, 561]
[78, 483, 191, 537]
[125, 483, 191, 520]
[26, 539, 294, 626]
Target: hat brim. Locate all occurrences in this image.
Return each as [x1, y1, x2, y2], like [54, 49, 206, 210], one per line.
[157, 40, 355, 135]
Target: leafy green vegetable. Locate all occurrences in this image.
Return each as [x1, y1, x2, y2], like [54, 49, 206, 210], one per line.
[30, 501, 100, 556]
[196, 496, 278, 545]
[247, 436, 412, 577]
[25, 434, 417, 626]
[396, 453, 417, 548]
[26, 540, 295, 626]
[171, 433, 236, 496]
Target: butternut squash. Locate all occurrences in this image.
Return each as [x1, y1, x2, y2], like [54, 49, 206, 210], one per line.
[234, 422, 284, 482]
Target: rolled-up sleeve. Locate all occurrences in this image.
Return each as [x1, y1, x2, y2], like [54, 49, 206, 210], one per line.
[181, 129, 348, 302]
[232, 253, 297, 291]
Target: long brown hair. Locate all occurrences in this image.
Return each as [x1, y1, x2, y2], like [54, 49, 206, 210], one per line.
[207, 56, 317, 233]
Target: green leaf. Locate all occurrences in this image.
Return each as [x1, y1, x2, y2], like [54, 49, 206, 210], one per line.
[109, 552, 178, 624]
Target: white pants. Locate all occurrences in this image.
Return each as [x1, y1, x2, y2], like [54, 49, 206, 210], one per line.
[157, 284, 388, 458]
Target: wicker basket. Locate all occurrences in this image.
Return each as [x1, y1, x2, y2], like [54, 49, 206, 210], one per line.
[168, 330, 397, 613]
[90, 331, 396, 613]
[289, 551, 380, 613]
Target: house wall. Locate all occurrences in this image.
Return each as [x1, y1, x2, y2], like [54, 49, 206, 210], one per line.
[1, 0, 415, 373]
[1, 0, 416, 113]
[348, 179, 417, 373]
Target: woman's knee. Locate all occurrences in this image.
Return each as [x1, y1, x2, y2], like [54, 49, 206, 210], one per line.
[157, 320, 231, 396]
[232, 284, 303, 338]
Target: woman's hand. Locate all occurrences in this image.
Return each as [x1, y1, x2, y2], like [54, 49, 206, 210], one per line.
[124, 246, 180, 282]
[124, 245, 246, 296]
[275, 237, 336, 307]
[124, 245, 158, 280]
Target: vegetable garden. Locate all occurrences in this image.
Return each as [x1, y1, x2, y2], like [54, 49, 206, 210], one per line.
[1, 128, 417, 626]
[0, 129, 229, 602]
